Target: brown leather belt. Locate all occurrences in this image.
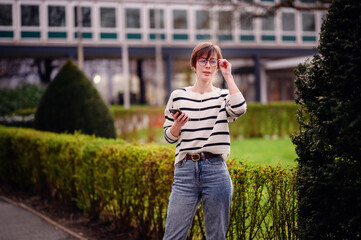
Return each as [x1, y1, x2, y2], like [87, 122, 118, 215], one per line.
[185, 152, 220, 162]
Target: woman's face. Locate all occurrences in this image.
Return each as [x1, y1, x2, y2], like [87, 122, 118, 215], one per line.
[195, 52, 218, 82]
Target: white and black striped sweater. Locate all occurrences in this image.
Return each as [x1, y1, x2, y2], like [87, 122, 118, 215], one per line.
[163, 87, 247, 165]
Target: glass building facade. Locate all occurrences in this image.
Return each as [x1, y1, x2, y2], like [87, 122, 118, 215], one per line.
[0, 0, 326, 105]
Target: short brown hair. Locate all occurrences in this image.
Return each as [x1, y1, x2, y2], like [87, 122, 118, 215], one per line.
[190, 42, 223, 70]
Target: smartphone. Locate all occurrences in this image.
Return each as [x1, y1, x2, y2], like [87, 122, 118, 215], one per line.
[169, 108, 182, 115]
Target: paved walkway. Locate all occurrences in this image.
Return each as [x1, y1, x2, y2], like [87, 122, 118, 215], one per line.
[0, 197, 82, 240]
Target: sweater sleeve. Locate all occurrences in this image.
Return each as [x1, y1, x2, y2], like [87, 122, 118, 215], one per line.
[225, 92, 247, 122]
[163, 92, 179, 144]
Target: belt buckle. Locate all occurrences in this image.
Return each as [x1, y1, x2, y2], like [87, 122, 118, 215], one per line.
[191, 153, 201, 162]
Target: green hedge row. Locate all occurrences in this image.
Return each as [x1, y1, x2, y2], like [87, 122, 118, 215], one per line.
[111, 102, 299, 140]
[229, 102, 298, 138]
[0, 103, 298, 140]
[0, 126, 297, 239]
[111, 106, 165, 141]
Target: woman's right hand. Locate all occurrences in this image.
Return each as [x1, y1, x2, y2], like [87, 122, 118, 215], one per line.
[170, 112, 189, 137]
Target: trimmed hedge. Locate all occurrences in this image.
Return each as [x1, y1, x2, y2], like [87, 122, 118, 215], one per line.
[111, 106, 165, 141]
[0, 126, 297, 239]
[0, 127, 125, 204]
[2, 103, 298, 140]
[111, 102, 298, 140]
[229, 102, 298, 138]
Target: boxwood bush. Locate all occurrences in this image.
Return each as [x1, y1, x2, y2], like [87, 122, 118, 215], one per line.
[0, 126, 297, 239]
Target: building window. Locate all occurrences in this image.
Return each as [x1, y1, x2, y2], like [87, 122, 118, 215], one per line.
[100, 7, 116, 28]
[0, 4, 12, 26]
[126, 8, 140, 28]
[149, 9, 164, 29]
[219, 11, 232, 31]
[282, 12, 295, 31]
[173, 9, 187, 29]
[74, 7, 91, 27]
[196, 10, 210, 30]
[240, 12, 253, 31]
[261, 15, 275, 31]
[302, 13, 315, 31]
[48, 6, 65, 27]
[21, 5, 39, 26]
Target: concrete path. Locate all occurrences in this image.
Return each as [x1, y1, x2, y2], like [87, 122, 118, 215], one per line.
[0, 197, 83, 240]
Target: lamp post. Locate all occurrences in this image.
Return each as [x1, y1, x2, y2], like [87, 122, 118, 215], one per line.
[122, 42, 130, 109]
[155, 8, 164, 106]
[77, 1, 84, 70]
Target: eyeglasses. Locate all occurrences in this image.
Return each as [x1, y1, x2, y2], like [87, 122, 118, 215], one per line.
[198, 58, 218, 67]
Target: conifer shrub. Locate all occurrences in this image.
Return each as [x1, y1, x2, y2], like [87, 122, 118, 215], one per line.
[34, 60, 116, 138]
[292, 1, 361, 239]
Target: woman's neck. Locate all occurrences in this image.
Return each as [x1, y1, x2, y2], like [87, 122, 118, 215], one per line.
[191, 81, 215, 94]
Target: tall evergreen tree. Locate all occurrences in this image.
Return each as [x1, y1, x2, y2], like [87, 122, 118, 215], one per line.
[35, 60, 116, 138]
[292, 0, 361, 239]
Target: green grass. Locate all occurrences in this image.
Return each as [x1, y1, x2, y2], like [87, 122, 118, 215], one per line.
[124, 127, 298, 168]
[230, 138, 298, 167]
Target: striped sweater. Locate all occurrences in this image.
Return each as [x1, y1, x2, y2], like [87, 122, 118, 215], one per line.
[163, 87, 247, 165]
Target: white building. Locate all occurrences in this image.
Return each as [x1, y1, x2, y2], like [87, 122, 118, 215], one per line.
[0, 0, 328, 105]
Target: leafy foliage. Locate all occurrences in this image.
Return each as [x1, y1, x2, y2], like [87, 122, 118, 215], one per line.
[228, 161, 297, 239]
[0, 83, 44, 116]
[34, 59, 116, 138]
[0, 126, 297, 239]
[292, 0, 361, 239]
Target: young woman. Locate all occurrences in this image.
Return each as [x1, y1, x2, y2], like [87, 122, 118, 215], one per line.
[163, 42, 247, 240]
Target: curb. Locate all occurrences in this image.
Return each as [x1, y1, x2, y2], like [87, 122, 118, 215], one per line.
[0, 195, 88, 240]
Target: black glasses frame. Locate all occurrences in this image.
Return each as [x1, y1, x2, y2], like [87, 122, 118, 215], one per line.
[198, 58, 218, 67]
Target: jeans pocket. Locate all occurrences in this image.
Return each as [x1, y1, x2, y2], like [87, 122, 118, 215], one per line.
[205, 156, 224, 165]
[175, 159, 186, 168]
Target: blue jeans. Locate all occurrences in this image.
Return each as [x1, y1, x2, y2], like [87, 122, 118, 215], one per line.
[163, 156, 233, 240]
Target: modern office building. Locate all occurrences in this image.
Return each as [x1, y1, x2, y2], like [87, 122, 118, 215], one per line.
[0, 0, 328, 105]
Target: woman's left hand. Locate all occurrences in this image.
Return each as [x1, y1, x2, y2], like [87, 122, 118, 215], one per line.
[218, 59, 240, 95]
[218, 59, 232, 77]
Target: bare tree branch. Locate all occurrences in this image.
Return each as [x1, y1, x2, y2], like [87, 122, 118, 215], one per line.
[208, 0, 331, 18]
[251, 0, 331, 18]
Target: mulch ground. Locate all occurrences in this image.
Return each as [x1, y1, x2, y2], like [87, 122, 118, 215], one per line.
[0, 185, 137, 240]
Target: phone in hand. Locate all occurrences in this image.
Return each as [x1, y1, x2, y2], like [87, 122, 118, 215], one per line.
[169, 108, 182, 115]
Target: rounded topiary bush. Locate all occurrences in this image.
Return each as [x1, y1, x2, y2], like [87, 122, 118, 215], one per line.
[34, 60, 116, 138]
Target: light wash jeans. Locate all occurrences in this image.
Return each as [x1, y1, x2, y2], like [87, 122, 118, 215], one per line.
[163, 156, 233, 240]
